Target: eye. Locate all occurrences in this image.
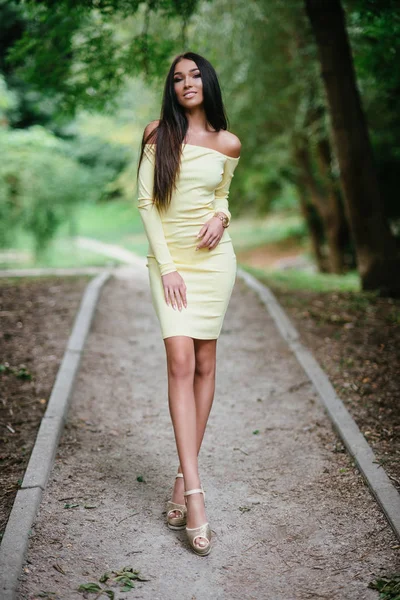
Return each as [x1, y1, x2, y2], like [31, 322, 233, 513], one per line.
[194, 73, 201, 78]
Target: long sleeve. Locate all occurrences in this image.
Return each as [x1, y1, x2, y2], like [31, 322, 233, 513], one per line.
[137, 146, 177, 276]
[212, 156, 240, 223]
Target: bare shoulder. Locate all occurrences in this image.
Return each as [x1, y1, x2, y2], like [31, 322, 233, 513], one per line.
[217, 130, 241, 158]
[143, 120, 160, 143]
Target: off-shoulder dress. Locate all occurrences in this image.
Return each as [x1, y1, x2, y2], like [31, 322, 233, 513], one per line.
[137, 142, 240, 340]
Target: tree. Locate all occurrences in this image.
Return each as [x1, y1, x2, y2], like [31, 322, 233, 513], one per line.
[304, 0, 400, 294]
[4, 0, 199, 115]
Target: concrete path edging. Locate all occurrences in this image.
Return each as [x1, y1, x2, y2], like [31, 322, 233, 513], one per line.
[237, 266, 400, 541]
[0, 270, 111, 600]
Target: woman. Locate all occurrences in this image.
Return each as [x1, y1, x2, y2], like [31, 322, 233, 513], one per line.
[137, 51, 241, 556]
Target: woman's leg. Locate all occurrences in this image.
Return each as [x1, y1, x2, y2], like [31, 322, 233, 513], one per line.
[170, 338, 217, 509]
[164, 336, 215, 548]
[167, 338, 217, 548]
[193, 338, 217, 449]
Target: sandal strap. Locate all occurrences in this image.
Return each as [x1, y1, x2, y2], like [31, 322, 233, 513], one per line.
[183, 488, 204, 497]
[175, 473, 184, 479]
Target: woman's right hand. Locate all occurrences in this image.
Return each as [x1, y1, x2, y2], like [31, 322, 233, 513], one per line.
[162, 271, 187, 311]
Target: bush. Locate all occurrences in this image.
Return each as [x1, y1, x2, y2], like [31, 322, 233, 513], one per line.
[0, 126, 94, 253]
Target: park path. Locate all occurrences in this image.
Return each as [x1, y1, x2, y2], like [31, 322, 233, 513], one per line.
[16, 264, 399, 600]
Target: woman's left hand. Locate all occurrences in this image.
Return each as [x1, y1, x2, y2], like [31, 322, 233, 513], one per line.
[196, 217, 224, 251]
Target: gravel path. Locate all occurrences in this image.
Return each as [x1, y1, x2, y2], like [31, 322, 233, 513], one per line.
[17, 265, 399, 600]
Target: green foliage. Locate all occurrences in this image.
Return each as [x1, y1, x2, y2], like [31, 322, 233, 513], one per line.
[4, 0, 200, 115]
[0, 363, 32, 380]
[368, 573, 400, 600]
[0, 126, 93, 253]
[346, 0, 400, 222]
[0, 74, 18, 120]
[66, 135, 132, 200]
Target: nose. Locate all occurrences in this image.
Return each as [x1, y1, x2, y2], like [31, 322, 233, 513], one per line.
[183, 75, 191, 88]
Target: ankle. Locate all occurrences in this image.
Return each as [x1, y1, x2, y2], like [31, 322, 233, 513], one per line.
[185, 475, 202, 492]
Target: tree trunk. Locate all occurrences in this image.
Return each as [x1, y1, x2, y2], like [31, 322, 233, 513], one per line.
[296, 184, 326, 273]
[315, 137, 349, 274]
[294, 142, 345, 274]
[304, 0, 400, 295]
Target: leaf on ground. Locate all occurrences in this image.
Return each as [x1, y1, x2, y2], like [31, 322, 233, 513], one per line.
[252, 429, 260, 435]
[78, 582, 102, 593]
[53, 562, 66, 575]
[64, 503, 79, 508]
[368, 573, 400, 599]
[84, 504, 98, 509]
[15, 366, 32, 380]
[136, 475, 145, 482]
[79, 566, 149, 597]
[112, 566, 149, 583]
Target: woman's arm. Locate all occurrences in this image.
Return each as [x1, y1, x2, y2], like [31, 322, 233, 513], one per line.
[197, 156, 240, 250]
[212, 157, 240, 225]
[137, 145, 177, 276]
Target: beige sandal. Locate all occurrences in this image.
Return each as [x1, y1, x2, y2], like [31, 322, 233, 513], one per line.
[166, 473, 187, 530]
[184, 488, 212, 556]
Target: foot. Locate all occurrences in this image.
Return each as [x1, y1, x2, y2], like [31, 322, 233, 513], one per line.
[169, 470, 185, 519]
[185, 491, 209, 550]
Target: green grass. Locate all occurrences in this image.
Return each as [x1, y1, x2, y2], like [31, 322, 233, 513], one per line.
[239, 264, 360, 293]
[229, 214, 307, 250]
[0, 238, 121, 270]
[58, 199, 143, 242]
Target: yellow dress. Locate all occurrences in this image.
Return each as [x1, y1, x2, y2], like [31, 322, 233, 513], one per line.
[137, 143, 240, 340]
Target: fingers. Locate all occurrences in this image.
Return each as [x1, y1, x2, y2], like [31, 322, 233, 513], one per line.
[207, 235, 221, 250]
[197, 232, 222, 250]
[196, 220, 224, 250]
[163, 280, 187, 311]
[197, 224, 207, 239]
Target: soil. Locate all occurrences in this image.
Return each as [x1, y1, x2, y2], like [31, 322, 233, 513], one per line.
[0, 276, 91, 539]
[266, 283, 400, 492]
[15, 266, 400, 600]
[236, 239, 306, 269]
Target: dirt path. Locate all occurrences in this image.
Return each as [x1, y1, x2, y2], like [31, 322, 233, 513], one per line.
[16, 265, 399, 600]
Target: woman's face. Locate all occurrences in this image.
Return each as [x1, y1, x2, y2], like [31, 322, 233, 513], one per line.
[173, 58, 204, 109]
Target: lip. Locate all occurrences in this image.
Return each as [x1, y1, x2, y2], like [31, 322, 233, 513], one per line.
[183, 91, 196, 98]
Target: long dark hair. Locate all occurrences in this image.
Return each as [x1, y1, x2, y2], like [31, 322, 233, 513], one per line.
[137, 52, 228, 211]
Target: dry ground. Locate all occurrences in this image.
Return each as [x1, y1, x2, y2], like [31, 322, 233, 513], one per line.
[269, 285, 400, 493]
[0, 276, 90, 539]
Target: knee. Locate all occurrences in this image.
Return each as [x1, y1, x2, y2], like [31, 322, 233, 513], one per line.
[195, 358, 216, 379]
[167, 352, 195, 379]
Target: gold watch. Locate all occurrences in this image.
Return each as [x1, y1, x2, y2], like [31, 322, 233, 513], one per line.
[213, 212, 229, 228]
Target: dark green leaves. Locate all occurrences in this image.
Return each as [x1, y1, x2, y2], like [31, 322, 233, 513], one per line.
[78, 566, 149, 597]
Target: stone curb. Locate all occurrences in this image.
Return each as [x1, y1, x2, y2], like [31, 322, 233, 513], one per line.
[0, 267, 108, 278]
[0, 271, 111, 599]
[237, 267, 400, 541]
